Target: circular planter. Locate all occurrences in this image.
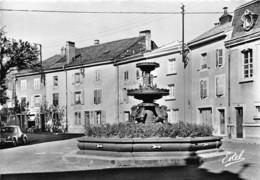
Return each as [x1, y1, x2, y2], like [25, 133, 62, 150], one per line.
[77, 136, 222, 156]
[64, 136, 225, 167]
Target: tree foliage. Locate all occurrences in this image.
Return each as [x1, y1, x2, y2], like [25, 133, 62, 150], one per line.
[0, 27, 40, 105]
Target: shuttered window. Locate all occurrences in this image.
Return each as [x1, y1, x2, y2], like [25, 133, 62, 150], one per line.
[200, 79, 208, 99]
[94, 89, 102, 105]
[216, 75, 225, 97]
[216, 49, 223, 67]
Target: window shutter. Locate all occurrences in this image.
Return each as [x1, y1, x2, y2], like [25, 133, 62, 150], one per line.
[79, 112, 81, 125]
[101, 111, 106, 124]
[203, 81, 207, 98]
[81, 91, 84, 105]
[71, 92, 74, 106]
[216, 77, 219, 96]
[72, 74, 75, 85]
[94, 111, 97, 125]
[219, 49, 223, 66]
[99, 90, 102, 104]
[216, 49, 219, 67]
[200, 80, 204, 99]
[94, 90, 97, 104]
[80, 74, 83, 84]
[89, 111, 94, 125]
[219, 76, 224, 95]
[119, 89, 124, 104]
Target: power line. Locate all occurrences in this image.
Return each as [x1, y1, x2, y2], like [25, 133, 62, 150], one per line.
[0, 8, 233, 14]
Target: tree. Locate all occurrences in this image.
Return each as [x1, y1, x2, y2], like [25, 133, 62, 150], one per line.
[0, 27, 40, 105]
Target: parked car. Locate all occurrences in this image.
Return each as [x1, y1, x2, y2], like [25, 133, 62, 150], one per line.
[0, 125, 28, 147]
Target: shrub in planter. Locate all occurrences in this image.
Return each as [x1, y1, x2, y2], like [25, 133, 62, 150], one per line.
[84, 122, 213, 138]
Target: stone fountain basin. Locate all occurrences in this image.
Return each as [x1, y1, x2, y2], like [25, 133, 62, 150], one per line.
[65, 137, 225, 167]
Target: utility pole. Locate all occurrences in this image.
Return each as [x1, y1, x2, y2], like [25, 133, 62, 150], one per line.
[181, 4, 186, 124]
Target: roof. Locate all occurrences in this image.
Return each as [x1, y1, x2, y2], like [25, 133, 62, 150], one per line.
[67, 36, 145, 67]
[230, 0, 260, 39]
[188, 22, 231, 45]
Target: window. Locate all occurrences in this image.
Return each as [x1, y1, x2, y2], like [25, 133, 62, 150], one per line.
[124, 111, 130, 122]
[74, 91, 82, 105]
[94, 89, 102, 105]
[242, 49, 253, 79]
[216, 75, 225, 97]
[34, 78, 40, 90]
[123, 88, 129, 103]
[200, 78, 209, 99]
[53, 76, 58, 86]
[95, 70, 101, 82]
[168, 59, 176, 74]
[255, 106, 260, 117]
[168, 84, 175, 99]
[75, 73, 81, 84]
[167, 109, 179, 124]
[201, 52, 208, 69]
[53, 93, 59, 106]
[216, 49, 223, 67]
[124, 71, 129, 81]
[136, 69, 140, 80]
[75, 112, 81, 125]
[34, 95, 41, 107]
[21, 80, 27, 91]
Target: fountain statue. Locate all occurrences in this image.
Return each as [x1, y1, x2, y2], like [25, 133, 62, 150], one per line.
[127, 62, 169, 124]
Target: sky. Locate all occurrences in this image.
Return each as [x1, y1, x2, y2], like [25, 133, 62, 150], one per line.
[0, 0, 250, 60]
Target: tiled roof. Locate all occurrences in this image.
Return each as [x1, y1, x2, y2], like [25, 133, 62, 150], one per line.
[67, 36, 145, 67]
[188, 22, 231, 45]
[42, 54, 64, 69]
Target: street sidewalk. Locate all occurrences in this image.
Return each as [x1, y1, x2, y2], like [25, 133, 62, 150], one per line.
[222, 137, 260, 145]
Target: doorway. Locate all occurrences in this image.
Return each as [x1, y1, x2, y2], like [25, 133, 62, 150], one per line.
[219, 109, 225, 134]
[236, 107, 243, 138]
[199, 108, 212, 127]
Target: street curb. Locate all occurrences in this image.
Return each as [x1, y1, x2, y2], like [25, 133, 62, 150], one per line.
[222, 138, 260, 145]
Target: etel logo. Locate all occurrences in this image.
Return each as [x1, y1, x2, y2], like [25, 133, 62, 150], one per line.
[222, 150, 245, 167]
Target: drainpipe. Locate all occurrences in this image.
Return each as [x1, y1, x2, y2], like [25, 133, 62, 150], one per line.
[116, 64, 120, 124]
[228, 47, 231, 139]
[64, 66, 68, 132]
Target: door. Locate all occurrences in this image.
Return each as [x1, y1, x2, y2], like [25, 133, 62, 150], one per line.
[200, 108, 212, 127]
[219, 109, 225, 134]
[84, 111, 90, 128]
[236, 107, 243, 138]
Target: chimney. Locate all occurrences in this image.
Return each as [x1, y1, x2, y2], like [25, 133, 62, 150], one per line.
[66, 41, 75, 64]
[61, 46, 66, 56]
[139, 30, 151, 51]
[219, 7, 232, 25]
[94, 39, 100, 45]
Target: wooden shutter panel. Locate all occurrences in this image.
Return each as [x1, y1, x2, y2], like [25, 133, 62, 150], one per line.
[81, 91, 84, 105]
[216, 49, 219, 67]
[71, 92, 74, 106]
[203, 81, 207, 98]
[80, 74, 83, 84]
[101, 111, 106, 124]
[219, 76, 224, 95]
[94, 111, 97, 124]
[200, 80, 204, 99]
[219, 49, 223, 66]
[99, 90, 102, 104]
[72, 74, 75, 85]
[216, 77, 219, 96]
[94, 90, 97, 104]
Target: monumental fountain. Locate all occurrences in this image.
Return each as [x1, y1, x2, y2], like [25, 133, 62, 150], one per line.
[68, 62, 224, 167]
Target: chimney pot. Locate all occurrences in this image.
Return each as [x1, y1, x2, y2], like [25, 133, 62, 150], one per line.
[223, 7, 228, 14]
[94, 39, 99, 45]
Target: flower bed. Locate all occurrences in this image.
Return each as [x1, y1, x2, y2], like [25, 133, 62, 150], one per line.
[84, 122, 213, 139]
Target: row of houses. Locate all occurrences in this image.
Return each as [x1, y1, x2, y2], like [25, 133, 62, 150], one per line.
[6, 0, 260, 139]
